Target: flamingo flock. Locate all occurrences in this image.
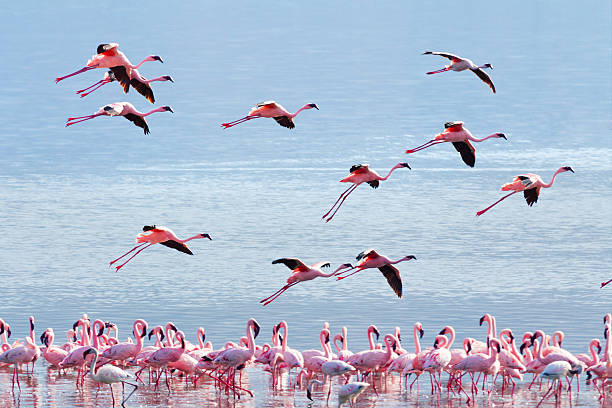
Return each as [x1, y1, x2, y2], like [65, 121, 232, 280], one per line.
[0, 313, 609, 406]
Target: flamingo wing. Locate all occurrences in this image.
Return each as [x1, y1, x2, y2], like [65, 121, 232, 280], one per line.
[423, 51, 461, 61]
[123, 113, 150, 135]
[523, 187, 540, 206]
[470, 68, 496, 93]
[130, 77, 155, 103]
[451, 141, 476, 167]
[444, 121, 464, 129]
[350, 164, 370, 174]
[378, 264, 402, 298]
[159, 240, 194, 255]
[366, 180, 379, 189]
[272, 258, 308, 271]
[273, 116, 295, 129]
[97, 43, 118, 56]
[356, 249, 378, 261]
[516, 175, 535, 188]
[109, 66, 131, 94]
[311, 261, 331, 269]
[256, 101, 277, 108]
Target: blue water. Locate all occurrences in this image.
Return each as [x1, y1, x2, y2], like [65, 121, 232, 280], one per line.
[0, 1, 610, 407]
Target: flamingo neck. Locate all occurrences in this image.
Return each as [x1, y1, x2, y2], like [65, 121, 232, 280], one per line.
[134, 321, 145, 349]
[333, 335, 342, 353]
[290, 105, 310, 118]
[445, 327, 455, 349]
[88, 349, 99, 378]
[379, 164, 403, 181]
[145, 76, 170, 83]
[141, 107, 168, 117]
[197, 328, 205, 349]
[318, 265, 348, 278]
[541, 168, 566, 188]
[367, 327, 376, 350]
[280, 322, 288, 352]
[467, 133, 501, 143]
[132, 57, 152, 70]
[246, 324, 256, 355]
[589, 340, 600, 364]
[342, 327, 348, 351]
[413, 325, 422, 354]
[179, 234, 205, 244]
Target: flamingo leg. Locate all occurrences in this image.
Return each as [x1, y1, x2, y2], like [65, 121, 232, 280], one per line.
[110, 243, 148, 266]
[426, 67, 451, 75]
[221, 116, 258, 128]
[77, 79, 106, 94]
[336, 268, 364, 281]
[121, 382, 138, 406]
[334, 265, 356, 277]
[79, 80, 111, 98]
[535, 382, 555, 408]
[324, 184, 359, 222]
[261, 282, 299, 305]
[113, 244, 153, 272]
[322, 184, 356, 219]
[601, 278, 612, 288]
[476, 191, 518, 216]
[405, 139, 438, 153]
[56, 65, 97, 83]
[109, 384, 116, 406]
[66, 113, 103, 126]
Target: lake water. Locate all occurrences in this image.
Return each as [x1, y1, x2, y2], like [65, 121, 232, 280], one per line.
[1, 1, 610, 407]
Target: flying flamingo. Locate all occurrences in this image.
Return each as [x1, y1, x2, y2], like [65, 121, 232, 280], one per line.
[65, 102, 174, 134]
[335, 249, 417, 298]
[83, 347, 138, 407]
[476, 166, 574, 216]
[602, 277, 612, 288]
[55, 43, 162, 83]
[405, 122, 506, 167]
[260, 259, 353, 305]
[423, 51, 496, 93]
[322, 162, 411, 222]
[221, 101, 318, 129]
[109, 225, 212, 271]
[77, 68, 173, 103]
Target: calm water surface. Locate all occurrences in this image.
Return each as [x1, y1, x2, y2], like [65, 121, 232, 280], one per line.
[0, 1, 610, 407]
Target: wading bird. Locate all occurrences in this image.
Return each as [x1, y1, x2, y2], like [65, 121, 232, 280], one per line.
[322, 162, 411, 222]
[260, 259, 353, 305]
[335, 250, 417, 298]
[84, 347, 138, 407]
[476, 166, 574, 216]
[110, 225, 212, 271]
[405, 122, 506, 167]
[221, 101, 318, 129]
[56, 43, 162, 83]
[423, 51, 496, 93]
[65, 102, 173, 134]
[337, 382, 370, 407]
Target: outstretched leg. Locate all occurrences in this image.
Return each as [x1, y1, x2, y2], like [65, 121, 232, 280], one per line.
[324, 184, 359, 222]
[426, 67, 451, 75]
[56, 65, 98, 83]
[66, 113, 103, 126]
[113, 244, 154, 272]
[121, 382, 138, 407]
[110, 243, 148, 266]
[322, 184, 356, 219]
[78, 80, 112, 98]
[405, 140, 445, 154]
[260, 282, 299, 305]
[476, 191, 518, 216]
[221, 116, 258, 128]
[77, 79, 107, 94]
[336, 268, 363, 281]
[601, 278, 612, 288]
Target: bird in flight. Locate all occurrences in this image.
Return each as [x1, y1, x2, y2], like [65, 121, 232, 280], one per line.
[221, 101, 318, 129]
[423, 51, 496, 93]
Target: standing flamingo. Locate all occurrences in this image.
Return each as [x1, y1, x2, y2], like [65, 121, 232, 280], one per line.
[335, 249, 417, 298]
[144, 330, 187, 391]
[0, 317, 40, 391]
[423, 51, 496, 93]
[476, 166, 574, 216]
[405, 122, 506, 167]
[77, 68, 173, 103]
[102, 319, 148, 366]
[55, 43, 162, 83]
[109, 225, 212, 271]
[65, 102, 174, 134]
[40, 329, 68, 368]
[322, 162, 411, 222]
[260, 259, 353, 305]
[83, 347, 138, 407]
[337, 382, 370, 407]
[221, 101, 318, 129]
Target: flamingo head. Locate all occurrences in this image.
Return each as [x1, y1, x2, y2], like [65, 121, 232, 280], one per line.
[306, 103, 319, 110]
[83, 348, 96, 359]
[483, 63, 493, 69]
[30, 316, 35, 332]
[562, 166, 574, 173]
[402, 255, 417, 262]
[250, 318, 261, 339]
[143, 225, 156, 231]
[40, 332, 49, 346]
[147, 55, 164, 63]
[162, 75, 174, 82]
[519, 342, 527, 355]
[371, 326, 380, 341]
[496, 133, 507, 140]
[466, 340, 472, 355]
[162, 106, 174, 113]
[200, 233, 212, 240]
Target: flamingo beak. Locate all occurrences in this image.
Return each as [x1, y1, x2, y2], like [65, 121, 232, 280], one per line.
[479, 316, 486, 326]
[253, 322, 261, 339]
[498, 133, 507, 140]
[373, 328, 380, 340]
[153, 56, 163, 63]
[201, 233, 212, 240]
[419, 328, 424, 339]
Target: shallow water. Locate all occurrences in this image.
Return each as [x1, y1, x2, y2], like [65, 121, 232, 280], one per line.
[1, 0, 611, 407]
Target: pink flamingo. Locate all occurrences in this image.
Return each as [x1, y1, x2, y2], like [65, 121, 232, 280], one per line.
[77, 68, 173, 103]
[221, 101, 318, 129]
[347, 334, 397, 395]
[260, 259, 352, 305]
[55, 43, 162, 83]
[109, 225, 211, 271]
[0, 316, 40, 391]
[423, 335, 452, 396]
[387, 322, 423, 383]
[333, 327, 354, 362]
[144, 330, 187, 391]
[405, 121, 506, 167]
[423, 51, 496, 93]
[335, 249, 417, 298]
[576, 339, 601, 367]
[453, 338, 502, 403]
[40, 329, 68, 368]
[65, 102, 174, 134]
[476, 166, 574, 216]
[322, 162, 411, 222]
[101, 319, 148, 366]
